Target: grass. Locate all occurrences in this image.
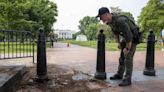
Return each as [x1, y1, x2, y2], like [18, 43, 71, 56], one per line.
[61, 40, 162, 51]
[0, 42, 51, 53]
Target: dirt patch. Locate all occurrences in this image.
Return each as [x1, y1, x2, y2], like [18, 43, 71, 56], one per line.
[11, 64, 108, 92]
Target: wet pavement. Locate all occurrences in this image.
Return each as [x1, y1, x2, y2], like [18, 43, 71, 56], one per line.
[47, 43, 164, 74]
[0, 42, 164, 92]
[46, 43, 164, 92]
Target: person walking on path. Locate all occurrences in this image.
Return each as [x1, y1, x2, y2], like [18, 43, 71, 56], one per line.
[49, 31, 55, 48]
[161, 29, 164, 51]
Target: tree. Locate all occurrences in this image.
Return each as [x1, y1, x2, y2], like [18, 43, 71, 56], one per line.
[72, 32, 78, 40]
[0, 0, 58, 36]
[78, 16, 99, 35]
[120, 12, 135, 21]
[85, 23, 98, 40]
[28, 0, 58, 35]
[138, 0, 164, 37]
[110, 6, 122, 13]
[110, 6, 134, 20]
[96, 23, 112, 41]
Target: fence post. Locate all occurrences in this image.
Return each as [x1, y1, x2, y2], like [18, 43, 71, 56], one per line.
[32, 34, 35, 64]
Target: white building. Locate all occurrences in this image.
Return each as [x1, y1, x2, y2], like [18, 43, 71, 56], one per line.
[76, 35, 87, 41]
[54, 29, 73, 39]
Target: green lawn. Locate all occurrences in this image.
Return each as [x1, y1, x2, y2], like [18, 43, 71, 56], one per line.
[0, 42, 51, 53]
[61, 40, 162, 51]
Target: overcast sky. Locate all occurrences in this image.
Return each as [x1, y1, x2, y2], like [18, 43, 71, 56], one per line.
[50, 0, 149, 32]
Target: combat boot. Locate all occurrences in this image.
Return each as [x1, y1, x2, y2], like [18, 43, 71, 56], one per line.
[119, 79, 131, 86]
[110, 74, 123, 80]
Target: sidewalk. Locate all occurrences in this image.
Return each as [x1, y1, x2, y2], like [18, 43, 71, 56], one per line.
[0, 42, 164, 92]
[46, 43, 164, 92]
[47, 43, 164, 74]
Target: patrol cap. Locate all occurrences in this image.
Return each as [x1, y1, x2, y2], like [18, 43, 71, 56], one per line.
[96, 7, 110, 18]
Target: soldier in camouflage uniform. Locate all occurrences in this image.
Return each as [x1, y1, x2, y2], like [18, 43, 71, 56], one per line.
[96, 7, 139, 86]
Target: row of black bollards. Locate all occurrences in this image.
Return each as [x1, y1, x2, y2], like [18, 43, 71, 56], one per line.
[35, 28, 156, 82]
[94, 29, 156, 80]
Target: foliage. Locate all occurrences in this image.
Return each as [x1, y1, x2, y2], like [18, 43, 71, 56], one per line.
[138, 0, 164, 38]
[110, 6, 122, 13]
[85, 23, 98, 40]
[110, 6, 135, 21]
[78, 16, 99, 35]
[0, 0, 58, 36]
[96, 23, 113, 41]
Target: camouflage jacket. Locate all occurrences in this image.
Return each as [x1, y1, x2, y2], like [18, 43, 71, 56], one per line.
[108, 14, 137, 43]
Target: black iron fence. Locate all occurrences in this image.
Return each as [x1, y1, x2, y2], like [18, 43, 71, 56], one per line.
[0, 30, 35, 63]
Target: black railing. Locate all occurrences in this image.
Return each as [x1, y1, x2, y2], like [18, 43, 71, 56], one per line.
[0, 30, 35, 63]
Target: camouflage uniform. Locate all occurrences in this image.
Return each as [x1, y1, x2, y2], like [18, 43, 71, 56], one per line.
[108, 14, 138, 80]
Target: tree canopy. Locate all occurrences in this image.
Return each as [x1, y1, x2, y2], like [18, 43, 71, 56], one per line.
[138, 0, 164, 36]
[0, 0, 58, 35]
[78, 16, 99, 35]
[110, 6, 135, 21]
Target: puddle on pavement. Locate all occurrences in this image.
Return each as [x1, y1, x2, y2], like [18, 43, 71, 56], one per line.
[72, 72, 90, 81]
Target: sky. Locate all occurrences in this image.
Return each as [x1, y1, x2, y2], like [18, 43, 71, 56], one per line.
[50, 0, 149, 32]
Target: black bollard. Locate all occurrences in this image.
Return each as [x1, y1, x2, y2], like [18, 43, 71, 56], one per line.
[143, 29, 156, 76]
[94, 29, 106, 80]
[35, 27, 48, 82]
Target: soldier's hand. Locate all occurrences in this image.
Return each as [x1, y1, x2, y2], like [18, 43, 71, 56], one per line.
[118, 43, 121, 49]
[123, 48, 129, 55]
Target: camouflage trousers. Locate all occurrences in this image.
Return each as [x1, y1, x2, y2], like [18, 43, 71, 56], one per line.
[117, 41, 137, 80]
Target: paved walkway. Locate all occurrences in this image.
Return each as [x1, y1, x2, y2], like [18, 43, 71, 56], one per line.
[46, 43, 164, 74]
[0, 42, 164, 92]
[46, 43, 164, 92]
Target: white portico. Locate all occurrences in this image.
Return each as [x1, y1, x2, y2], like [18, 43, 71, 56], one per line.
[54, 29, 73, 39]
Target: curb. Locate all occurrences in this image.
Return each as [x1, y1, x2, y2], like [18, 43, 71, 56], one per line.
[0, 65, 26, 92]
